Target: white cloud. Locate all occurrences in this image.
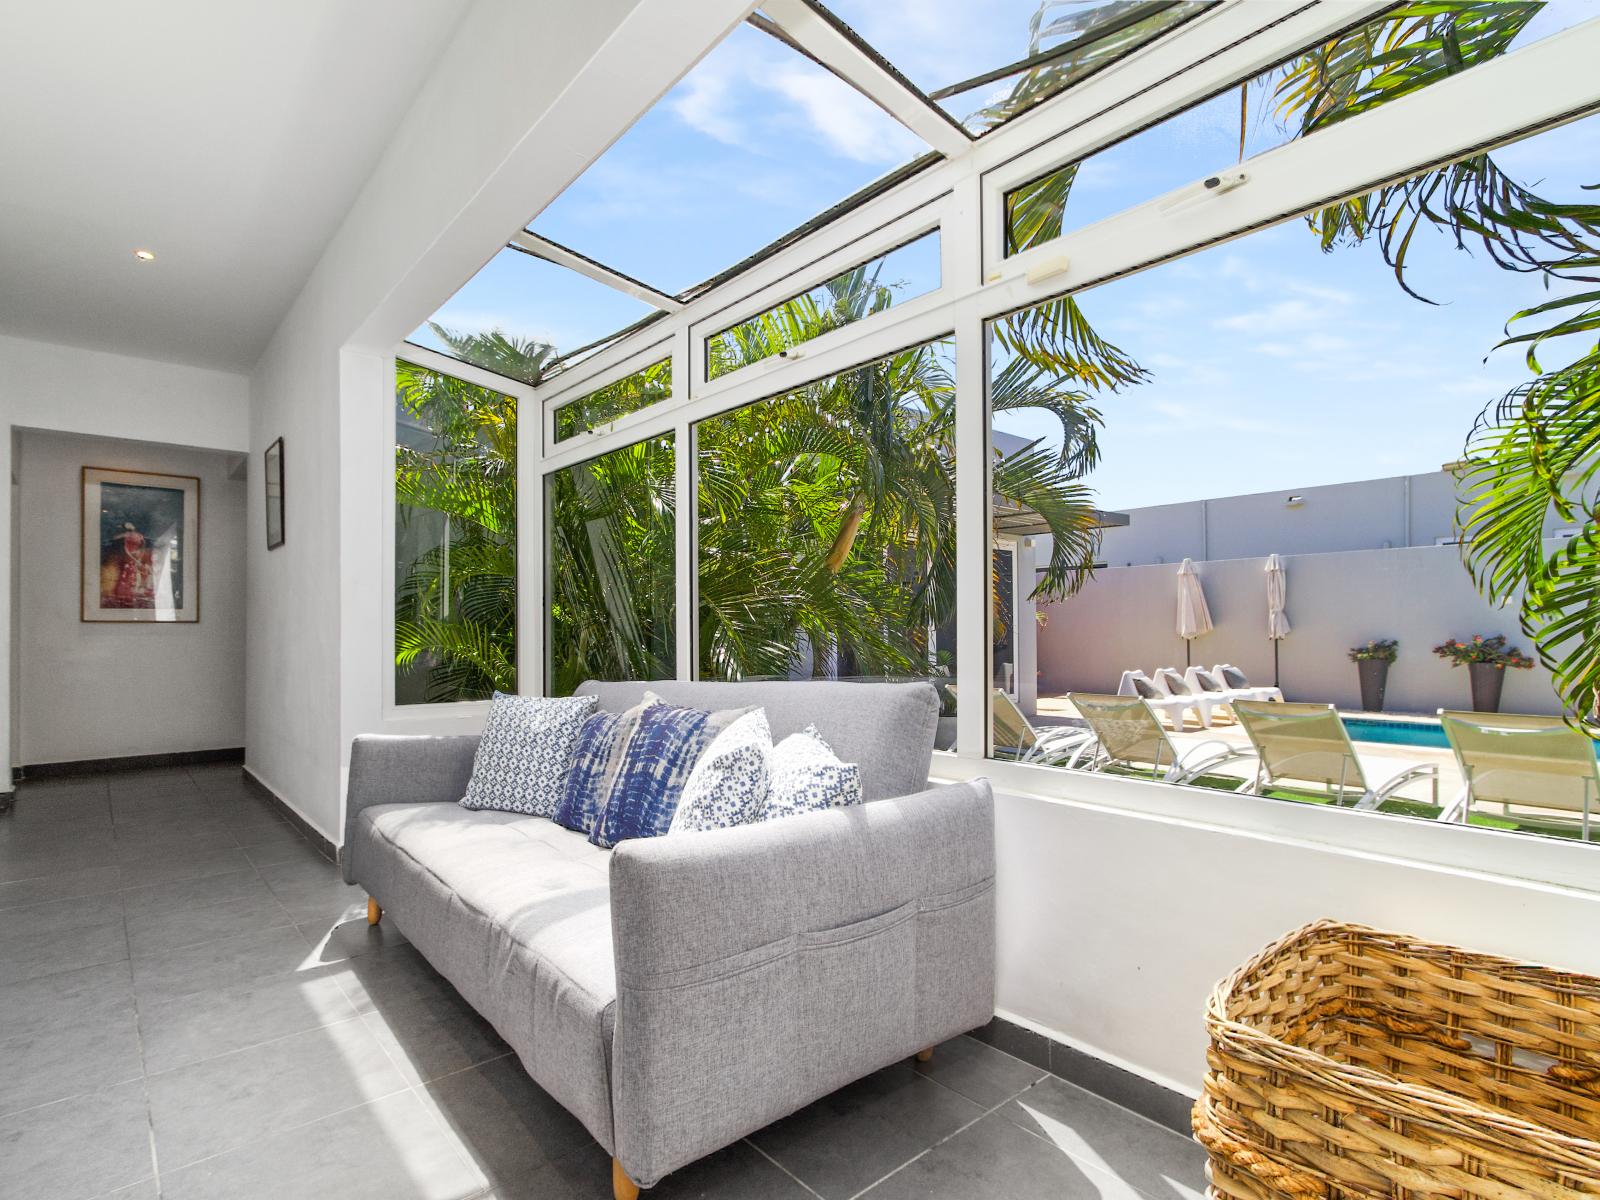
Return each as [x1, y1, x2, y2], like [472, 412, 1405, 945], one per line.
[767, 66, 919, 165]
[669, 57, 744, 145]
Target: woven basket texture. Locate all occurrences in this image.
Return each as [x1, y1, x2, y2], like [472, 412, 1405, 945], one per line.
[1196, 920, 1600, 1199]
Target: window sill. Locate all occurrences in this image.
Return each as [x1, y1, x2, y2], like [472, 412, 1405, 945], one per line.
[929, 752, 1600, 896]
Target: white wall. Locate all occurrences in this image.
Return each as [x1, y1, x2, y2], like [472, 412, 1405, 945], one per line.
[0, 333, 249, 783]
[246, 0, 751, 841]
[1039, 544, 1561, 715]
[16, 431, 246, 764]
[987, 781, 1600, 1096]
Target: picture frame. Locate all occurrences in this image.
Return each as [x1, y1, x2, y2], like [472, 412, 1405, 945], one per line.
[81, 466, 200, 623]
[264, 436, 285, 550]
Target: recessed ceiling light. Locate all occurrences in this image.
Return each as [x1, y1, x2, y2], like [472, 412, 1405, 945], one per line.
[133, 249, 156, 262]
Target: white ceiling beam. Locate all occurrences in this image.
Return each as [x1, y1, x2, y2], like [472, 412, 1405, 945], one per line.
[509, 230, 684, 312]
[760, 0, 972, 160]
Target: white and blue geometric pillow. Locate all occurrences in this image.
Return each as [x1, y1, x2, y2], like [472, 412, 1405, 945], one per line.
[764, 723, 861, 821]
[459, 692, 597, 817]
[590, 698, 755, 848]
[669, 709, 773, 834]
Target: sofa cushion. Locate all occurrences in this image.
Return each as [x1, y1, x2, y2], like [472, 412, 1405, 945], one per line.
[670, 709, 772, 834]
[765, 724, 861, 820]
[591, 699, 754, 848]
[577, 679, 938, 801]
[352, 803, 620, 1149]
[553, 704, 638, 835]
[459, 692, 597, 817]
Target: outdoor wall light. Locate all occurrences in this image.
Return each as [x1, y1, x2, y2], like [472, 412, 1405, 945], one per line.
[1285, 494, 1305, 507]
[132, 249, 156, 262]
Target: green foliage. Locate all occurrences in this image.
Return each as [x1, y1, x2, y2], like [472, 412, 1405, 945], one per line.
[554, 357, 672, 441]
[1349, 639, 1399, 664]
[1433, 634, 1535, 669]
[394, 328, 522, 703]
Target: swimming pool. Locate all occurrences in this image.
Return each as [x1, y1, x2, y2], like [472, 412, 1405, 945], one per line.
[1343, 717, 1450, 750]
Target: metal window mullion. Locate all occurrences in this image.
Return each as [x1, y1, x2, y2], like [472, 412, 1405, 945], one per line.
[522, 363, 545, 698]
[672, 319, 695, 683]
[949, 175, 988, 762]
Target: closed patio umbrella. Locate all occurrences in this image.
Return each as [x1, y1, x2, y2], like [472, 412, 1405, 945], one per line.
[1176, 557, 1213, 667]
[1266, 553, 1290, 687]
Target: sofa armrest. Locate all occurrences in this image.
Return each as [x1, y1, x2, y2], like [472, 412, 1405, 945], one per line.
[341, 734, 480, 883]
[608, 778, 996, 1186]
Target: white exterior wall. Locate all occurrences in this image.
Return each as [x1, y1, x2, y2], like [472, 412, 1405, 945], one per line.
[0, 333, 249, 783]
[16, 431, 246, 764]
[1038, 543, 1560, 714]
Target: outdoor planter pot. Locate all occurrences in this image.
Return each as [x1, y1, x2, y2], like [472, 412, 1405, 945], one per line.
[1469, 661, 1506, 713]
[1356, 658, 1389, 712]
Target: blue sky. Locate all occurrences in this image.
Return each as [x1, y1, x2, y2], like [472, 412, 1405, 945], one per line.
[416, 2, 1597, 512]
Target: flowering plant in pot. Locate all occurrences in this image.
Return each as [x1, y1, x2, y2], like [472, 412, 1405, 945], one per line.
[1348, 639, 1399, 712]
[1432, 635, 1534, 713]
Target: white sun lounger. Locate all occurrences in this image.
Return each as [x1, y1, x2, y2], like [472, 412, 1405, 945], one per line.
[1210, 664, 1284, 703]
[1116, 669, 1210, 729]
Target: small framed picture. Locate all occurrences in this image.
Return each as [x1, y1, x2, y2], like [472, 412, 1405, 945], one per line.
[264, 437, 285, 550]
[81, 466, 200, 623]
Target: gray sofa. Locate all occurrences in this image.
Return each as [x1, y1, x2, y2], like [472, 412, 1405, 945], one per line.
[342, 679, 996, 1197]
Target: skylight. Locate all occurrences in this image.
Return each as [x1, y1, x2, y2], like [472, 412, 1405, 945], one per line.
[529, 21, 930, 298]
[820, 0, 1216, 134]
[409, 248, 658, 382]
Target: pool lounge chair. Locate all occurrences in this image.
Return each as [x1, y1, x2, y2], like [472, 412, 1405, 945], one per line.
[1116, 670, 1211, 729]
[1210, 664, 1284, 703]
[1186, 665, 1282, 705]
[1069, 693, 1255, 785]
[1231, 699, 1438, 810]
[948, 685, 1094, 764]
[1438, 710, 1600, 840]
[1153, 667, 1237, 725]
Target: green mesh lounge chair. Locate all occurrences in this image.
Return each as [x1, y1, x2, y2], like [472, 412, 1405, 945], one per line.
[1438, 710, 1600, 839]
[988, 688, 1095, 764]
[1069, 693, 1255, 784]
[1231, 699, 1438, 810]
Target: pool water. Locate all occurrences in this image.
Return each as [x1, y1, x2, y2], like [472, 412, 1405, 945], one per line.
[1342, 717, 1450, 750]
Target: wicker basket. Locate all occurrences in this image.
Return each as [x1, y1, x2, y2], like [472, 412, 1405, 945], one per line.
[1195, 920, 1600, 1200]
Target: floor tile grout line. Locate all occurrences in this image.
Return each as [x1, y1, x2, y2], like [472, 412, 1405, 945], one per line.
[845, 1086, 1027, 1200]
[743, 1137, 829, 1200]
[124, 899, 167, 1197]
[141, 1012, 375, 1082]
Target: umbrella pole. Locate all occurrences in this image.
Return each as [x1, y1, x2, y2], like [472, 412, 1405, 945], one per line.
[1273, 640, 1280, 688]
[1186, 639, 1192, 668]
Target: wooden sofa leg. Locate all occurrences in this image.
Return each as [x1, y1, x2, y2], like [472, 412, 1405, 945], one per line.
[915, 1047, 935, 1063]
[367, 897, 382, 926]
[612, 1157, 640, 1200]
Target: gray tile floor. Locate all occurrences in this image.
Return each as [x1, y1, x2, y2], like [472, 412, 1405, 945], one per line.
[0, 766, 1208, 1200]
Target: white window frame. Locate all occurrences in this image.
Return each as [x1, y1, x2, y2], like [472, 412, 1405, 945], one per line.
[401, 7, 1600, 884]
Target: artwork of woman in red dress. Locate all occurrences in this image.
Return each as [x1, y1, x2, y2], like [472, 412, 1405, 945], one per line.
[101, 521, 157, 608]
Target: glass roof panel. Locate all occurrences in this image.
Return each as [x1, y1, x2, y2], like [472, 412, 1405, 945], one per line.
[821, 0, 1216, 135]
[410, 248, 658, 384]
[529, 21, 929, 298]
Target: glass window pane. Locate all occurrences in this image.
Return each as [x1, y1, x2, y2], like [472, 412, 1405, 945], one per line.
[707, 231, 941, 381]
[986, 105, 1600, 845]
[411, 248, 658, 382]
[545, 435, 676, 696]
[554, 357, 673, 443]
[394, 360, 517, 704]
[695, 338, 958, 743]
[823, 0, 1214, 135]
[530, 22, 929, 297]
[1006, 0, 1590, 255]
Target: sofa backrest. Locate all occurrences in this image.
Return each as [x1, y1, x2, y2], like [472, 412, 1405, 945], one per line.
[575, 679, 940, 801]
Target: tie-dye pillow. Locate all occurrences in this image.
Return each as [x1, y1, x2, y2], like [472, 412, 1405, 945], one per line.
[589, 697, 755, 848]
[552, 696, 656, 836]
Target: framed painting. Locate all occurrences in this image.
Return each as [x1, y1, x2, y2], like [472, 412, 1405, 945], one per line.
[81, 467, 200, 623]
[264, 437, 285, 550]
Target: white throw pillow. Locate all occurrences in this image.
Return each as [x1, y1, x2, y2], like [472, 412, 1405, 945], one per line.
[459, 692, 597, 817]
[764, 723, 861, 820]
[669, 709, 773, 833]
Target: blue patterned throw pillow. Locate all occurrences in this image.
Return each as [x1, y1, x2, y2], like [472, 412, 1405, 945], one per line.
[590, 698, 755, 848]
[669, 709, 772, 834]
[459, 693, 597, 817]
[552, 699, 652, 835]
[764, 724, 861, 820]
